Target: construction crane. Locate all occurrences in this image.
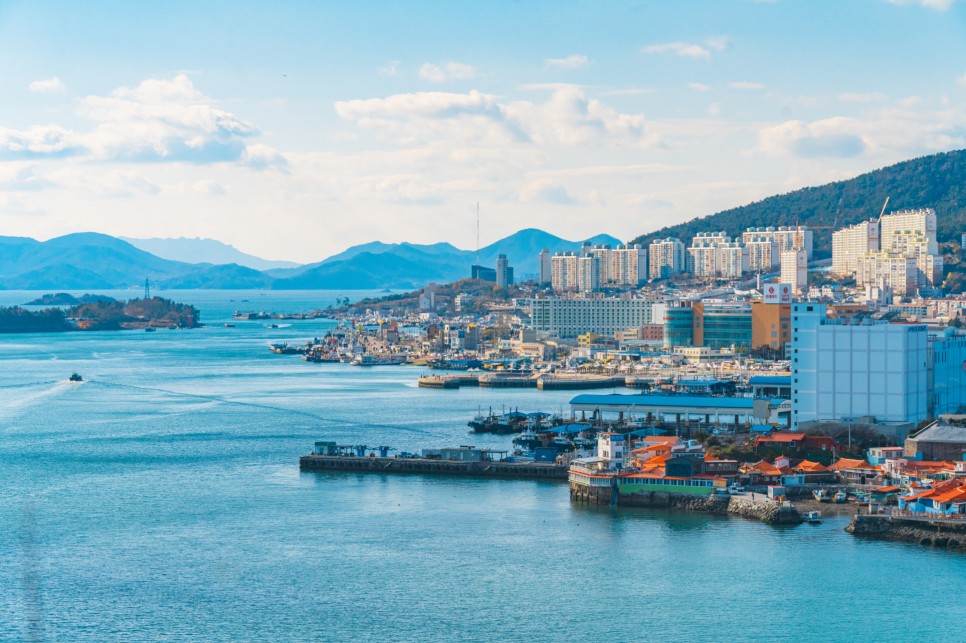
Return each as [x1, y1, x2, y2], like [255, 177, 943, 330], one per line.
[877, 196, 890, 222]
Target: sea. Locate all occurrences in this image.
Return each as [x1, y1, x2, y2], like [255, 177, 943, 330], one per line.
[2, 289, 965, 642]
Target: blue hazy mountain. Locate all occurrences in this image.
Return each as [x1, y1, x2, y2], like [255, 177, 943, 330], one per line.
[0, 228, 621, 290]
[122, 237, 300, 270]
[0, 233, 196, 289]
[279, 228, 623, 287]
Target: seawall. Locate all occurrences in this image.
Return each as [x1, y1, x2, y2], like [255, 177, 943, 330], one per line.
[300, 455, 568, 480]
[846, 514, 966, 550]
[570, 484, 802, 524]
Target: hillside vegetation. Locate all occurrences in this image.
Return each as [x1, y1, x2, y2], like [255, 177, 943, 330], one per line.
[631, 149, 966, 259]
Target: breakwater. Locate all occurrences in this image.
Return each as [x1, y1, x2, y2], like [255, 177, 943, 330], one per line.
[570, 484, 803, 524]
[846, 514, 966, 550]
[300, 455, 568, 480]
[418, 373, 631, 390]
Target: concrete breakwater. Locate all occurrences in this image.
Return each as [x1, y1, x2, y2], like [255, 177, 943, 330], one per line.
[418, 373, 634, 390]
[300, 454, 569, 480]
[570, 485, 803, 525]
[846, 514, 966, 550]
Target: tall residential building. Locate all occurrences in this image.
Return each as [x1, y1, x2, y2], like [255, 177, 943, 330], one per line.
[495, 254, 512, 289]
[791, 303, 928, 429]
[890, 229, 942, 287]
[880, 208, 938, 255]
[688, 232, 729, 277]
[608, 244, 647, 286]
[538, 248, 552, 285]
[581, 244, 612, 285]
[717, 241, 749, 279]
[743, 226, 814, 260]
[576, 256, 600, 293]
[780, 248, 807, 293]
[745, 236, 781, 272]
[832, 220, 879, 276]
[648, 237, 686, 280]
[855, 252, 917, 297]
[551, 252, 579, 291]
[529, 297, 660, 338]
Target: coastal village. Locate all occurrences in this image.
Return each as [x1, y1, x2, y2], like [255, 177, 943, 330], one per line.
[290, 206, 966, 549]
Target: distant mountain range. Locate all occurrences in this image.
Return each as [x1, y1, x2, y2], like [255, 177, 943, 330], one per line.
[121, 237, 300, 270]
[0, 228, 621, 290]
[631, 149, 966, 258]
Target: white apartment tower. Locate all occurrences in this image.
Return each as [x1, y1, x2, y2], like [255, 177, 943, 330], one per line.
[608, 244, 647, 286]
[495, 254, 511, 289]
[745, 236, 781, 272]
[688, 232, 729, 277]
[880, 208, 938, 255]
[581, 244, 612, 285]
[780, 248, 808, 293]
[648, 237, 686, 280]
[576, 255, 600, 293]
[551, 252, 579, 292]
[743, 226, 814, 260]
[832, 220, 880, 276]
[717, 241, 750, 279]
[538, 248, 552, 285]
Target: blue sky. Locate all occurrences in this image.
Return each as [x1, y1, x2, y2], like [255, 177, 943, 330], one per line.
[1, 0, 965, 262]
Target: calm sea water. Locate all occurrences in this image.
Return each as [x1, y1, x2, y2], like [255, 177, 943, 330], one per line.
[2, 290, 965, 642]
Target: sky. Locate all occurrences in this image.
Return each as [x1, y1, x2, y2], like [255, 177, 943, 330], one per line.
[1, 0, 966, 263]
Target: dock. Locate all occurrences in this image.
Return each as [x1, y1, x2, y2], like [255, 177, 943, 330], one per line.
[417, 372, 630, 390]
[299, 454, 568, 480]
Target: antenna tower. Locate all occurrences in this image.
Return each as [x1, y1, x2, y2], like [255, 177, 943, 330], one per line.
[144, 278, 150, 299]
[476, 202, 480, 268]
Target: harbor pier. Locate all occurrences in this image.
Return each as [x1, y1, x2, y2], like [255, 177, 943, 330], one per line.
[300, 454, 568, 480]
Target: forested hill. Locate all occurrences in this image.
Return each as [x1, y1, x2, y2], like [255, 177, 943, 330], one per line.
[630, 149, 966, 258]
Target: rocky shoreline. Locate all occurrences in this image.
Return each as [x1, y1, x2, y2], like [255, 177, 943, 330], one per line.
[616, 491, 803, 525]
[846, 514, 966, 550]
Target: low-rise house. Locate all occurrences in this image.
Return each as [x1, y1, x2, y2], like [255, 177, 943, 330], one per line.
[827, 457, 878, 485]
[741, 460, 785, 486]
[754, 432, 836, 452]
[898, 478, 966, 516]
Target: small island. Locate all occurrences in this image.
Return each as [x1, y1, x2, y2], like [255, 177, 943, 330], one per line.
[24, 293, 117, 306]
[0, 296, 201, 333]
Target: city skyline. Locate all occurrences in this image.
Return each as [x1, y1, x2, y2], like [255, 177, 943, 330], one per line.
[2, 1, 966, 262]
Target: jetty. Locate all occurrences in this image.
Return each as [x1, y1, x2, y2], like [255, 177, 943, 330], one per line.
[300, 454, 568, 480]
[846, 512, 966, 550]
[417, 372, 629, 390]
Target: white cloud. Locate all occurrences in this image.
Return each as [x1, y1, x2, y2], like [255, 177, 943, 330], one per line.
[519, 179, 578, 205]
[192, 179, 228, 196]
[838, 92, 888, 103]
[418, 61, 476, 83]
[28, 77, 67, 94]
[643, 37, 729, 61]
[729, 81, 765, 90]
[0, 74, 284, 168]
[759, 118, 868, 158]
[378, 61, 402, 77]
[708, 102, 721, 117]
[643, 42, 711, 60]
[0, 163, 52, 190]
[883, 0, 956, 10]
[957, 72, 966, 87]
[688, 82, 712, 92]
[335, 87, 655, 148]
[545, 54, 589, 69]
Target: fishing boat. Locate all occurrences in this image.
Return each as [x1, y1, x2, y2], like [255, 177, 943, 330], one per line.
[804, 511, 822, 524]
[813, 489, 831, 503]
[833, 491, 847, 504]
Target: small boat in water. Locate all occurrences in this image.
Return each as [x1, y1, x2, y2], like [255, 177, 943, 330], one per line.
[804, 511, 822, 523]
[144, 327, 156, 332]
[833, 491, 847, 504]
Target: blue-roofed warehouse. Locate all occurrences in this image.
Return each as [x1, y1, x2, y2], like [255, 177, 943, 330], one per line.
[748, 375, 791, 399]
[569, 393, 790, 428]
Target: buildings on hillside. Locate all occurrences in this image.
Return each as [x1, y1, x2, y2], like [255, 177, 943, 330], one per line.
[648, 237, 686, 280]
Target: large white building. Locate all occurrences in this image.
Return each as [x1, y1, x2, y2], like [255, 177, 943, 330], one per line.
[608, 244, 647, 286]
[648, 238, 686, 280]
[529, 297, 664, 338]
[688, 232, 729, 277]
[743, 226, 813, 260]
[551, 252, 579, 291]
[880, 208, 938, 255]
[791, 303, 928, 428]
[780, 248, 807, 293]
[576, 256, 600, 294]
[717, 241, 749, 279]
[745, 236, 781, 272]
[832, 220, 880, 276]
[855, 252, 918, 296]
[538, 248, 552, 285]
[581, 245, 612, 285]
[495, 254, 511, 289]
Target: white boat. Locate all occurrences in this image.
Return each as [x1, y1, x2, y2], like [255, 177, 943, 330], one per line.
[804, 511, 822, 523]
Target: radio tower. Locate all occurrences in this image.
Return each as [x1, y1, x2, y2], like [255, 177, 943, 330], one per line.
[476, 202, 480, 269]
[144, 278, 151, 299]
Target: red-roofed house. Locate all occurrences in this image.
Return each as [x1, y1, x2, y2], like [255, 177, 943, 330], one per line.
[898, 478, 966, 516]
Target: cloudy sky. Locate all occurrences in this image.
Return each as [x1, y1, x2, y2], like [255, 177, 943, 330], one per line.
[2, 0, 966, 263]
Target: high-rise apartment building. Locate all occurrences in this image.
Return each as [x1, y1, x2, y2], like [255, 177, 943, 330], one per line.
[743, 226, 813, 260]
[538, 248, 552, 285]
[608, 244, 647, 286]
[855, 252, 917, 296]
[648, 238, 685, 280]
[576, 255, 600, 293]
[581, 244, 612, 285]
[745, 236, 781, 272]
[832, 220, 880, 276]
[717, 242, 749, 279]
[495, 254, 512, 288]
[780, 248, 807, 293]
[551, 252, 579, 291]
[688, 232, 729, 277]
[880, 208, 938, 255]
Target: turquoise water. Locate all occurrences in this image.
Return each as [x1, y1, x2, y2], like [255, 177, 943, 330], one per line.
[2, 291, 966, 642]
